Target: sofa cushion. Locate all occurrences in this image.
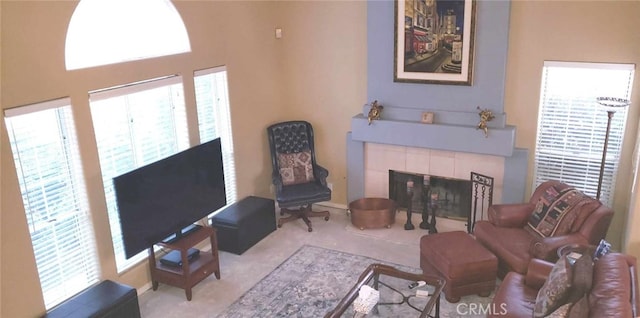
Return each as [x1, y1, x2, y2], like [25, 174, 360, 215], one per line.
[533, 256, 573, 317]
[491, 272, 537, 317]
[277, 150, 314, 185]
[474, 221, 535, 274]
[567, 253, 593, 303]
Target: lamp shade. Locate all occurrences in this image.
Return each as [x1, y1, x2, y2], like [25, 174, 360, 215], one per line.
[596, 96, 630, 109]
[65, 0, 191, 70]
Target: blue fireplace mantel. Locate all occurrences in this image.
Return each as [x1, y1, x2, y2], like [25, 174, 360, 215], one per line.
[346, 105, 529, 206]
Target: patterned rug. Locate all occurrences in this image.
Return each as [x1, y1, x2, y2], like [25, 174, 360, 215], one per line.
[217, 245, 493, 317]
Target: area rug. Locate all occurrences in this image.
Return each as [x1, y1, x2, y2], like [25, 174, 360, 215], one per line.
[217, 245, 493, 317]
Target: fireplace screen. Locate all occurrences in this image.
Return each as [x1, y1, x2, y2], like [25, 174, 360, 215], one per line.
[389, 171, 493, 233]
[389, 171, 471, 221]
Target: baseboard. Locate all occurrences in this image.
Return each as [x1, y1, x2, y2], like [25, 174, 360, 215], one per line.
[314, 201, 348, 210]
[138, 282, 153, 295]
[274, 201, 348, 211]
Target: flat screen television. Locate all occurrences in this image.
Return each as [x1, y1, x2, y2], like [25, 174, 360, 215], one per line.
[113, 138, 227, 259]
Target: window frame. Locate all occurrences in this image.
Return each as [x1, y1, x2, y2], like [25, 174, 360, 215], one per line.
[4, 97, 101, 309]
[533, 61, 635, 207]
[90, 75, 190, 272]
[194, 66, 237, 210]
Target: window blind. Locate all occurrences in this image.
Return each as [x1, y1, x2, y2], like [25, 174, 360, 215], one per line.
[4, 98, 100, 309]
[90, 76, 189, 272]
[194, 67, 238, 208]
[534, 61, 634, 207]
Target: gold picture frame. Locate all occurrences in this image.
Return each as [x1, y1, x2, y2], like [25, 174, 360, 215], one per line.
[394, 0, 477, 85]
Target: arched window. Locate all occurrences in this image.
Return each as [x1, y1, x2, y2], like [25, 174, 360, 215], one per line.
[65, 0, 191, 70]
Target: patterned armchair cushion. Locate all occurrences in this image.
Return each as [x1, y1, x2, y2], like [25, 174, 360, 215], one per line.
[277, 150, 315, 185]
[526, 186, 595, 238]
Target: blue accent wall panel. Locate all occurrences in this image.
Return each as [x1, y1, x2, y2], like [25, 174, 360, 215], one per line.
[367, 0, 511, 113]
[346, 132, 365, 204]
[503, 148, 529, 204]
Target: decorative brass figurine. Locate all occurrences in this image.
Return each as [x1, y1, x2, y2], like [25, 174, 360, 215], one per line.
[476, 106, 495, 137]
[367, 100, 384, 125]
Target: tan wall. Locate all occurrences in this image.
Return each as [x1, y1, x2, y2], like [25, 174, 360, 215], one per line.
[3, 0, 640, 317]
[0, 1, 286, 317]
[278, 1, 367, 204]
[0, 1, 367, 317]
[504, 0, 640, 253]
[0, 1, 3, 315]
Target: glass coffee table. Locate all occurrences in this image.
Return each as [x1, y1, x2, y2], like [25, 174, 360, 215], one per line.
[325, 263, 445, 318]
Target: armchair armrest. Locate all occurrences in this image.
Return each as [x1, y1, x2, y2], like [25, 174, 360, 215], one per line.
[314, 164, 329, 186]
[529, 233, 589, 261]
[524, 258, 554, 290]
[271, 170, 283, 192]
[488, 203, 536, 228]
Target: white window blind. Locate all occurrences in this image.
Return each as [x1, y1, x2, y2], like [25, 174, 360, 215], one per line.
[4, 98, 100, 309]
[90, 76, 189, 271]
[194, 67, 237, 207]
[534, 61, 634, 207]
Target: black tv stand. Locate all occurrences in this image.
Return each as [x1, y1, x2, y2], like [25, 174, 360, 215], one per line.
[163, 224, 202, 244]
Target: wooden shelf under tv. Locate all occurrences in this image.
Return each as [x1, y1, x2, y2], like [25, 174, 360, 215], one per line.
[148, 225, 220, 301]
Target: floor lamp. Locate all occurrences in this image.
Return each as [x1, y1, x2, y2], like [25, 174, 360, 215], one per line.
[595, 96, 630, 201]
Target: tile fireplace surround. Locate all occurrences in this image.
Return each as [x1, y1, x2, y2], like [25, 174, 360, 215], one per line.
[365, 143, 504, 205]
[346, 105, 529, 210]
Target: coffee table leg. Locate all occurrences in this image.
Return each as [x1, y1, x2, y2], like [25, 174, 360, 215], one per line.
[435, 293, 440, 318]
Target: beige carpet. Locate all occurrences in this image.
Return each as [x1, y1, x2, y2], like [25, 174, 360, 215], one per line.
[138, 206, 492, 317]
[345, 210, 468, 246]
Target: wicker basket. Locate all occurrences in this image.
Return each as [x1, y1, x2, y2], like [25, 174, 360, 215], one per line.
[349, 198, 397, 230]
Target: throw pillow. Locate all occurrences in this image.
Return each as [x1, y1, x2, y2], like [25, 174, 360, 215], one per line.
[527, 186, 585, 238]
[277, 150, 315, 185]
[533, 256, 573, 317]
[568, 295, 590, 318]
[546, 303, 571, 318]
[567, 253, 594, 303]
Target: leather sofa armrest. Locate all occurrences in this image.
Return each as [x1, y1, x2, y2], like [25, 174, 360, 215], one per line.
[524, 258, 554, 290]
[529, 233, 590, 261]
[488, 203, 536, 228]
[623, 254, 640, 317]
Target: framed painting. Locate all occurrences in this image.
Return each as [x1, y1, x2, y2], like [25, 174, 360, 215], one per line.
[394, 0, 477, 85]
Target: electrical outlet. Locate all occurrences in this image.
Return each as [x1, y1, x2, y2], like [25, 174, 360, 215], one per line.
[269, 184, 275, 194]
[328, 183, 333, 191]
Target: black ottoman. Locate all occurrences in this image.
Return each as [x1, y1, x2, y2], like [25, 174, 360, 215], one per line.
[43, 280, 140, 318]
[211, 196, 276, 254]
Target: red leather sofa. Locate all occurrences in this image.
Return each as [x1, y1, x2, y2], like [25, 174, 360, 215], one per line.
[489, 253, 639, 317]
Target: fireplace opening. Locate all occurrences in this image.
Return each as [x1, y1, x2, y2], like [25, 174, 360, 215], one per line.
[389, 171, 472, 221]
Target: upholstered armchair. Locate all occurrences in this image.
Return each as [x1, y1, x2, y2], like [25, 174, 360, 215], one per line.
[267, 120, 331, 232]
[474, 180, 613, 277]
